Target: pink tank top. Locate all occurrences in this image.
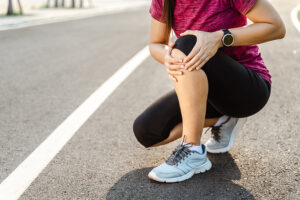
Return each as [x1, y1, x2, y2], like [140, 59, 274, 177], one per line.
[149, 0, 272, 84]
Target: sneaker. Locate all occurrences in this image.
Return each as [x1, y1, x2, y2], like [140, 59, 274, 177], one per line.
[148, 141, 212, 183]
[205, 117, 247, 153]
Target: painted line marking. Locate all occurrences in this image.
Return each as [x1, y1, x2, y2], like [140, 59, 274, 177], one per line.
[0, 2, 149, 31]
[0, 46, 150, 200]
[291, 3, 300, 33]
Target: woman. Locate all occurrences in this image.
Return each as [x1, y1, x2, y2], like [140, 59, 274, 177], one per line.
[133, 0, 285, 183]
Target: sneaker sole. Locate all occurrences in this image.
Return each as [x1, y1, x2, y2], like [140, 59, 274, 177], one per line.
[206, 117, 247, 154]
[148, 159, 212, 183]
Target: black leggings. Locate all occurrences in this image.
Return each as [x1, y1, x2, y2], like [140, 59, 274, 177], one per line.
[133, 35, 271, 148]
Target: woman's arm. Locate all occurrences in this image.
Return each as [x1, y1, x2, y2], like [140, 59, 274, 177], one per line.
[215, 0, 286, 47]
[149, 18, 185, 82]
[181, 0, 286, 70]
[149, 18, 171, 65]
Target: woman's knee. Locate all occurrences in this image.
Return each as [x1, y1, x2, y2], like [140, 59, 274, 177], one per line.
[171, 34, 223, 71]
[172, 35, 197, 57]
[171, 35, 209, 85]
[132, 116, 154, 148]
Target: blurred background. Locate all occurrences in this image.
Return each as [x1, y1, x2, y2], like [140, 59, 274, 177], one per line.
[0, 0, 299, 199]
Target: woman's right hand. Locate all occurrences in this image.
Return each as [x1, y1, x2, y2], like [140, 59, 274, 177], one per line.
[164, 42, 185, 82]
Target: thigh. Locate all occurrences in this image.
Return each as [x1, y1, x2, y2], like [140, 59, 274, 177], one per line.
[202, 49, 271, 118]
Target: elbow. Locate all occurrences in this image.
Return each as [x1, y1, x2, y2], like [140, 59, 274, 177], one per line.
[278, 24, 286, 39]
[275, 20, 286, 39]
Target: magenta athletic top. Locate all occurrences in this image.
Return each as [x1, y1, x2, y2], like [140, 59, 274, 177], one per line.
[149, 0, 272, 84]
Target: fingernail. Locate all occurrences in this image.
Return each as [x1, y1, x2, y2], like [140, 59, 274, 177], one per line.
[181, 65, 185, 68]
[188, 68, 192, 71]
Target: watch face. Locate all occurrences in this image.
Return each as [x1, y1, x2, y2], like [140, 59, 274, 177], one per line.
[223, 34, 234, 46]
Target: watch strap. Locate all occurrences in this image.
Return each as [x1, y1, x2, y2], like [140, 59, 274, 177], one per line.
[222, 29, 231, 35]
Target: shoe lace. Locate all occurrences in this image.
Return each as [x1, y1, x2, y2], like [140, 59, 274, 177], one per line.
[165, 137, 193, 166]
[204, 117, 232, 142]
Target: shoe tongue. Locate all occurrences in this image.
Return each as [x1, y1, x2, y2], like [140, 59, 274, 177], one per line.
[166, 145, 190, 165]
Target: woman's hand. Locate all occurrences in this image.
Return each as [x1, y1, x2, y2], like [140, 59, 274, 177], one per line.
[164, 42, 185, 82]
[180, 30, 223, 71]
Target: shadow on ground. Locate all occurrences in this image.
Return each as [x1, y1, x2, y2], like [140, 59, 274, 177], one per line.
[106, 153, 255, 200]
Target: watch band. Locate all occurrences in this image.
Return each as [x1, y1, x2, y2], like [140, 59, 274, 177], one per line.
[221, 28, 234, 46]
[222, 29, 231, 35]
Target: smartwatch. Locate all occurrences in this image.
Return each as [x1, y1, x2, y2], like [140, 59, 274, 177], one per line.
[221, 29, 234, 47]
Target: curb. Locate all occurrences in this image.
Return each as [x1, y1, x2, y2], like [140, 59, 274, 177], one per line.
[291, 3, 300, 33]
[0, 2, 149, 31]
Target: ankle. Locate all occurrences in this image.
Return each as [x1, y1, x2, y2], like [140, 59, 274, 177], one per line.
[181, 135, 200, 145]
[182, 141, 204, 154]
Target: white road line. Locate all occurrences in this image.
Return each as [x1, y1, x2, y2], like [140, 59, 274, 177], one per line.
[0, 46, 150, 200]
[0, 2, 149, 31]
[291, 4, 300, 33]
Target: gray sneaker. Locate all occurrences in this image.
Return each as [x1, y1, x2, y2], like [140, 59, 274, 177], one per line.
[205, 117, 247, 153]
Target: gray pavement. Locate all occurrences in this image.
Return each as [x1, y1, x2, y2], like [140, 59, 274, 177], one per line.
[0, 0, 299, 199]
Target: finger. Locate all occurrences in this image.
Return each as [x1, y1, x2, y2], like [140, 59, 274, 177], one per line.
[190, 52, 208, 71]
[166, 47, 183, 63]
[170, 57, 184, 64]
[165, 56, 183, 65]
[166, 54, 183, 64]
[167, 42, 185, 64]
[190, 59, 202, 71]
[168, 63, 185, 70]
[196, 56, 210, 70]
[186, 47, 205, 69]
[169, 74, 177, 82]
[180, 30, 196, 37]
[197, 53, 209, 67]
[167, 69, 184, 76]
[183, 46, 199, 64]
[185, 53, 201, 70]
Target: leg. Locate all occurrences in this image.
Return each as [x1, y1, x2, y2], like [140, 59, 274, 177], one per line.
[169, 45, 209, 145]
[133, 36, 224, 148]
[147, 47, 215, 182]
[146, 34, 271, 182]
[151, 117, 219, 147]
[133, 89, 222, 148]
[152, 44, 217, 146]
[151, 33, 271, 148]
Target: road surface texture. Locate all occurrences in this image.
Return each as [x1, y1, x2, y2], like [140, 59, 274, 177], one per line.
[0, 0, 299, 199]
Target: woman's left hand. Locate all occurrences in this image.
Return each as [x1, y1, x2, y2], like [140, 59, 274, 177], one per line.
[180, 30, 224, 71]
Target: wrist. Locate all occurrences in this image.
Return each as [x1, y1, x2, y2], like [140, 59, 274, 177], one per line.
[215, 30, 224, 48]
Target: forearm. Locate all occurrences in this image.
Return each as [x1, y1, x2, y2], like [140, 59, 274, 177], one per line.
[214, 22, 286, 47]
[149, 43, 169, 65]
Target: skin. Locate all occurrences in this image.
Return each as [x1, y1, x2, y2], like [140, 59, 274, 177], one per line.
[148, 0, 286, 147]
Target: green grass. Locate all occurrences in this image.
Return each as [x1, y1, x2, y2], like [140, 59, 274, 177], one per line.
[40, 4, 50, 9]
[0, 12, 23, 17]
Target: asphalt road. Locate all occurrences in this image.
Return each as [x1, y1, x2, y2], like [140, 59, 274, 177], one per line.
[0, 0, 299, 199]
